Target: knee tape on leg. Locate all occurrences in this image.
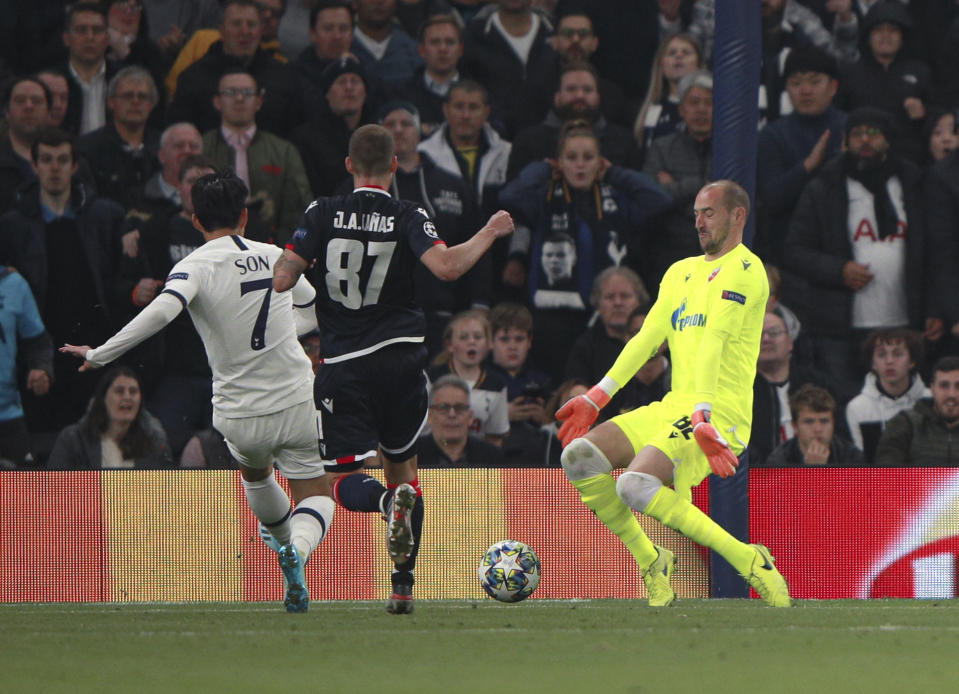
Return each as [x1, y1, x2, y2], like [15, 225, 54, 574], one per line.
[616, 471, 663, 512]
[560, 438, 613, 481]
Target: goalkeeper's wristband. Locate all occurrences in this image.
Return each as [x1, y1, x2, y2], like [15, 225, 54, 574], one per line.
[584, 385, 611, 411]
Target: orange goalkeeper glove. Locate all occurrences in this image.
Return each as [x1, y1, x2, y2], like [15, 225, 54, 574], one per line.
[556, 385, 611, 447]
[691, 407, 739, 478]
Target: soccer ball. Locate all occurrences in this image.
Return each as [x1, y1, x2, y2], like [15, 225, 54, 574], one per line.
[478, 540, 541, 602]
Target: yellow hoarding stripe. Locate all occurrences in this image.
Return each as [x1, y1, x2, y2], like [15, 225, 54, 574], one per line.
[102, 471, 243, 601]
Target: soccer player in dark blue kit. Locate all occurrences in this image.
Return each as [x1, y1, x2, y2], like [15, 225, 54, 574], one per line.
[272, 124, 514, 613]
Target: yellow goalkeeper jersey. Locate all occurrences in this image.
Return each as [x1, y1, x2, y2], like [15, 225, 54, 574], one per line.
[606, 243, 768, 444]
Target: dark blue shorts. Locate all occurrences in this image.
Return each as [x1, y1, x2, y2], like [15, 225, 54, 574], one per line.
[314, 343, 428, 471]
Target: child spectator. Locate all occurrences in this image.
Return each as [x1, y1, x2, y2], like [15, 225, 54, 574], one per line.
[761, 384, 864, 467]
[427, 309, 509, 446]
[486, 302, 551, 464]
[846, 328, 929, 463]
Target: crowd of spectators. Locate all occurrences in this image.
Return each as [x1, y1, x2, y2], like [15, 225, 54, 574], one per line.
[1, 0, 958, 471]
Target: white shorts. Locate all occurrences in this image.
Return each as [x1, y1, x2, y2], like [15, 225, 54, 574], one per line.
[213, 400, 324, 480]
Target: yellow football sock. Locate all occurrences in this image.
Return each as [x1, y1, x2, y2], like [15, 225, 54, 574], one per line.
[644, 485, 755, 574]
[572, 475, 658, 568]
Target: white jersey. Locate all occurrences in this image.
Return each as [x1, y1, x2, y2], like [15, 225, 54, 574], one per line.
[87, 234, 316, 418]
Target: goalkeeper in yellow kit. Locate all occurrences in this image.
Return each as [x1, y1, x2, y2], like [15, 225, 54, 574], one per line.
[556, 180, 790, 607]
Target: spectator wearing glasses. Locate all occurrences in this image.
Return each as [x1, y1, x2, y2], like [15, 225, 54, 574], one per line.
[202, 70, 311, 245]
[78, 66, 160, 209]
[104, 0, 168, 115]
[417, 374, 505, 467]
[167, 0, 302, 137]
[549, 7, 627, 127]
[750, 308, 831, 466]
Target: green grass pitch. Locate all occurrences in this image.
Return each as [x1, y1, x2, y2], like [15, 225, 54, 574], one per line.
[4, 599, 959, 693]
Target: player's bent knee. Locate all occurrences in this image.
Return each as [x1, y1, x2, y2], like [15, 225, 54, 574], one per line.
[560, 438, 613, 481]
[616, 471, 663, 512]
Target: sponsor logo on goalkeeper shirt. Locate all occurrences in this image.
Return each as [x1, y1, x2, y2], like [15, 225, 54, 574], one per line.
[670, 300, 706, 332]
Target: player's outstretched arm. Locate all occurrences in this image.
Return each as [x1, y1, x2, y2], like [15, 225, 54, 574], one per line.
[59, 292, 185, 372]
[273, 249, 309, 293]
[420, 210, 514, 282]
[60, 344, 96, 372]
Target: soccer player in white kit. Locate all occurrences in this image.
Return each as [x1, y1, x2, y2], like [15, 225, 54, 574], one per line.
[61, 172, 332, 613]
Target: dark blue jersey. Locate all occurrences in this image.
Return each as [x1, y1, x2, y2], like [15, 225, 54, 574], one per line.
[288, 187, 445, 362]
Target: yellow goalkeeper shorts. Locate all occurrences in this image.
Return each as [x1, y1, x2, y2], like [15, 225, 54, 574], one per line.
[609, 394, 742, 501]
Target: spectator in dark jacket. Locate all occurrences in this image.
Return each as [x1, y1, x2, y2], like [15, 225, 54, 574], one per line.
[401, 13, 464, 138]
[292, 0, 354, 116]
[167, 0, 302, 137]
[925, 148, 959, 347]
[550, 8, 627, 127]
[782, 107, 940, 406]
[845, 327, 929, 463]
[460, 1, 558, 139]
[836, 0, 933, 163]
[0, 76, 51, 216]
[874, 356, 959, 466]
[755, 46, 846, 266]
[350, 0, 423, 87]
[57, 2, 120, 136]
[77, 66, 160, 209]
[750, 308, 832, 466]
[485, 302, 551, 465]
[291, 55, 376, 196]
[762, 384, 865, 467]
[0, 128, 127, 431]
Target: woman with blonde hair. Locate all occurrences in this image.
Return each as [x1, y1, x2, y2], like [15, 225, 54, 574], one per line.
[632, 33, 703, 153]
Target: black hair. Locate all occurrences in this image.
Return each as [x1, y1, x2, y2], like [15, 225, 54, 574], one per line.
[932, 356, 959, 378]
[2, 74, 52, 111]
[66, 1, 108, 28]
[782, 46, 839, 81]
[80, 366, 156, 460]
[309, 0, 353, 29]
[445, 78, 489, 106]
[30, 127, 76, 163]
[192, 171, 249, 231]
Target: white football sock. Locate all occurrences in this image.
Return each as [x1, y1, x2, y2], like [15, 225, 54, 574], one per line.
[291, 495, 335, 561]
[242, 474, 292, 545]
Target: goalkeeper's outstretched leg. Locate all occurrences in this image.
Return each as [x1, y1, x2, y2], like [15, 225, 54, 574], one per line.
[560, 423, 671, 606]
